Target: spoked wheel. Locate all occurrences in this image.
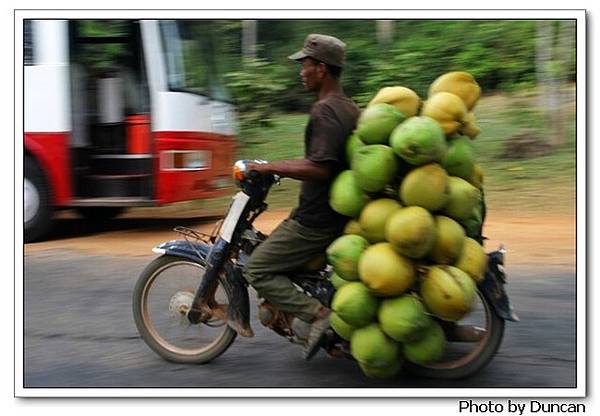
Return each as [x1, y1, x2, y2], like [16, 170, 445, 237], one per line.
[407, 289, 505, 379]
[132, 255, 236, 364]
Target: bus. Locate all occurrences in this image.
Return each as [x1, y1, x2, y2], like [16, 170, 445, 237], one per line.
[24, 20, 237, 242]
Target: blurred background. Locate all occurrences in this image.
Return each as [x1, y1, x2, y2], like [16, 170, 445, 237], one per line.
[24, 19, 576, 240]
[176, 19, 576, 215]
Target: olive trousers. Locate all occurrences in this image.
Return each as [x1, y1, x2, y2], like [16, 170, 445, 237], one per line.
[243, 218, 341, 322]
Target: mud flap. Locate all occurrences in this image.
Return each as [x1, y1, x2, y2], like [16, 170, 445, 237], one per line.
[222, 262, 254, 337]
[478, 252, 519, 322]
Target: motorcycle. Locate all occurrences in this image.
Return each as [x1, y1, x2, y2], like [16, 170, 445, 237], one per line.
[132, 160, 519, 380]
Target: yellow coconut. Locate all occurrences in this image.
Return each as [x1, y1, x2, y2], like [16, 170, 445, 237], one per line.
[420, 265, 476, 321]
[344, 219, 364, 236]
[460, 112, 481, 139]
[467, 164, 484, 190]
[428, 71, 481, 110]
[421, 92, 468, 136]
[358, 243, 415, 297]
[385, 206, 437, 260]
[455, 237, 487, 283]
[429, 216, 465, 265]
[399, 163, 449, 211]
[359, 198, 403, 243]
[369, 86, 421, 118]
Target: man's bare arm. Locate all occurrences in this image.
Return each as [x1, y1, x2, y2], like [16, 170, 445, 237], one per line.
[249, 159, 332, 181]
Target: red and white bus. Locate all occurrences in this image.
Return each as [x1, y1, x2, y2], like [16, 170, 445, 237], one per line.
[24, 20, 237, 242]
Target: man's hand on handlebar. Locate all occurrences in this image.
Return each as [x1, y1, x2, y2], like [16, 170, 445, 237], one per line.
[245, 159, 330, 182]
[246, 162, 271, 176]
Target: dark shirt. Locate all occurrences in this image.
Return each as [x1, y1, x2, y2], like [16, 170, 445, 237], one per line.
[291, 93, 360, 230]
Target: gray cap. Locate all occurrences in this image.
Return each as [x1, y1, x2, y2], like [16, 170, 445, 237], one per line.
[288, 34, 346, 68]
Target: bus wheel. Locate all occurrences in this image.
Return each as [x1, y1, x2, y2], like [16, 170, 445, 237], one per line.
[76, 207, 125, 222]
[25, 156, 52, 243]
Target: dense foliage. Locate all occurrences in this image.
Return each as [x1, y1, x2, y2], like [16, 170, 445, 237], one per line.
[188, 19, 574, 129]
[73, 19, 575, 130]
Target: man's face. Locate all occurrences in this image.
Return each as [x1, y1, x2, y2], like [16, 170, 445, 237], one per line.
[300, 58, 325, 92]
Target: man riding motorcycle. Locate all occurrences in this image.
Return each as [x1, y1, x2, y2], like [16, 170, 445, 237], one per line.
[244, 34, 360, 359]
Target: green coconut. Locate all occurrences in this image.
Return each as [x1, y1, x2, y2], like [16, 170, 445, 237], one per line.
[330, 272, 351, 289]
[352, 145, 399, 192]
[399, 163, 449, 211]
[443, 177, 481, 222]
[350, 323, 400, 368]
[385, 206, 437, 259]
[358, 242, 415, 297]
[346, 133, 366, 164]
[329, 170, 370, 218]
[331, 282, 379, 328]
[378, 295, 433, 343]
[455, 237, 487, 283]
[403, 320, 447, 365]
[390, 116, 447, 165]
[330, 311, 356, 341]
[442, 137, 475, 180]
[358, 359, 402, 379]
[429, 215, 465, 264]
[356, 103, 406, 145]
[359, 198, 402, 243]
[420, 265, 477, 322]
[326, 234, 370, 281]
[461, 192, 485, 241]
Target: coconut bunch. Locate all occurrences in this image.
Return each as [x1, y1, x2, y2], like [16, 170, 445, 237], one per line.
[326, 72, 488, 379]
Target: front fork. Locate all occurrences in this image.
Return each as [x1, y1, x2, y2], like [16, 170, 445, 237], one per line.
[187, 237, 230, 324]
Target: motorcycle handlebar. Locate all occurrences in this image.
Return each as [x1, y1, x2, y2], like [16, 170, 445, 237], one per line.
[233, 159, 274, 183]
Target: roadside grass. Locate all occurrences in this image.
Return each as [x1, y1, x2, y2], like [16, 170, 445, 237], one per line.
[133, 88, 576, 218]
[471, 89, 576, 214]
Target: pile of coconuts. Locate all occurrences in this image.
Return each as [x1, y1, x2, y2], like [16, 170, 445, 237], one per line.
[327, 72, 488, 379]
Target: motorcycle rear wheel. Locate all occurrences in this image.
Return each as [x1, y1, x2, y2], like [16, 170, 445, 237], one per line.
[406, 289, 505, 379]
[132, 255, 237, 364]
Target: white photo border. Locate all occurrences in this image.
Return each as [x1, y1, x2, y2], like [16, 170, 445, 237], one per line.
[14, 8, 586, 398]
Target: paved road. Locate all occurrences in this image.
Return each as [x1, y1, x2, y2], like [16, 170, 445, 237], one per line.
[22, 247, 577, 389]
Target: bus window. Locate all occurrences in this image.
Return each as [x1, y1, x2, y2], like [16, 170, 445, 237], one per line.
[159, 20, 230, 102]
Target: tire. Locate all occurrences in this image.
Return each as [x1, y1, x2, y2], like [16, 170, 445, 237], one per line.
[76, 207, 125, 221]
[406, 290, 505, 380]
[24, 156, 52, 243]
[132, 255, 237, 364]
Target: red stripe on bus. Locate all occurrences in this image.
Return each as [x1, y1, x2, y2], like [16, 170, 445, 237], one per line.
[24, 132, 71, 205]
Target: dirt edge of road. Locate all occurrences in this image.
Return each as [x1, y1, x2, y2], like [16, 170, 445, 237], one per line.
[25, 209, 575, 274]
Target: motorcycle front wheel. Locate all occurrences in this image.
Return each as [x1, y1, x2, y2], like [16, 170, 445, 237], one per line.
[132, 255, 237, 364]
[406, 289, 505, 380]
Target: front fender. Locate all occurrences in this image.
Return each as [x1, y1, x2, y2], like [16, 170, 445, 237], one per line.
[152, 240, 210, 265]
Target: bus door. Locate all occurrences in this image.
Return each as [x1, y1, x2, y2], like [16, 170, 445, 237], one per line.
[69, 20, 154, 207]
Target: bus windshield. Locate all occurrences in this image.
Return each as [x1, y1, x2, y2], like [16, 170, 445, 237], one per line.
[159, 20, 230, 102]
